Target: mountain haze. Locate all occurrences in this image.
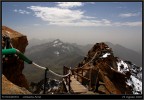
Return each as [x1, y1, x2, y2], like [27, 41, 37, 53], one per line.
[24, 39, 84, 82]
[27, 39, 142, 67]
[106, 42, 142, 67]
[71, 42, 142, 67]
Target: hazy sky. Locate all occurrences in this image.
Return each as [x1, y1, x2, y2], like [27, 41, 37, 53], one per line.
[2, 2, 142, 52]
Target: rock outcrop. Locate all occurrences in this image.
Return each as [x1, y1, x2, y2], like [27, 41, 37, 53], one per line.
[2, 75, 31, 94]
[76, 42, 141, 94]
[2, 26, 29, 93]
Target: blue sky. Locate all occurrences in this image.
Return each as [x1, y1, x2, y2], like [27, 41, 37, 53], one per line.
[2, 2, 142, 52]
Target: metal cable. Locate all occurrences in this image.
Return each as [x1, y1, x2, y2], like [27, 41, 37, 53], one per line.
[32, 62, 47, 70]
[32, 62, 71, 78]
[80, 51, 98, 68]
[49, 69, 71, 78]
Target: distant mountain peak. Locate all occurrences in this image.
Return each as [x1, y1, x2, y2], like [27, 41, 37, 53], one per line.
[52, 39, 63, 47]
[53, 39, 62, 43]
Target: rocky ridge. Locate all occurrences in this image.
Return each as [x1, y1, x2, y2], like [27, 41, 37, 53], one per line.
[2, 26, 30, 94]
[76, 42, 142, 94]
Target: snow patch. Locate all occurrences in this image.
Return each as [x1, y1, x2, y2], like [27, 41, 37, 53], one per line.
[137, 72, 142, 81]
[30, 78, 62, 94]
[101, 53, 110, 58]
[53, 42, 62, 47]
[126, 75, 142, 94]
[54, 40, 58, 44]
[117, 60, 129, 74]
[117, 59, 142, 94]
[54, 51, 60, 56]
[62, 45, 70, 51]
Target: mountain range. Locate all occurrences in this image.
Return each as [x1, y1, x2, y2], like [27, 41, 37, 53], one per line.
[25, 39, 84, 67]
[27, 39, 142, 67]
[23, 39, 142, 83]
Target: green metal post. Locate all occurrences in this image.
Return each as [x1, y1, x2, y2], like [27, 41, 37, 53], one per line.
[2, 48, 32, 64]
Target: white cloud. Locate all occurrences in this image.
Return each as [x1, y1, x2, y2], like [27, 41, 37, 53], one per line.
[13, 9, 18, 12]
[13, 9, 30, 14]
[27, 6, 84, 23]
[114, 21, 142, 27]
[56, 2, 83, 8]
[119, 13, 140, 18]
[27, 6, 141, 27]
[28, 6, 112, 27]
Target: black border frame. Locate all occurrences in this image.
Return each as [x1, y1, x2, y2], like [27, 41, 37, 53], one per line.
[1, 0, 143, 99]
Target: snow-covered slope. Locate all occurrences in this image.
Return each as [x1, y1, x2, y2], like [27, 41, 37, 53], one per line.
[116, 58, 142, 94]
[100, 51, 142, 94]
[97, 44, 142, 94]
